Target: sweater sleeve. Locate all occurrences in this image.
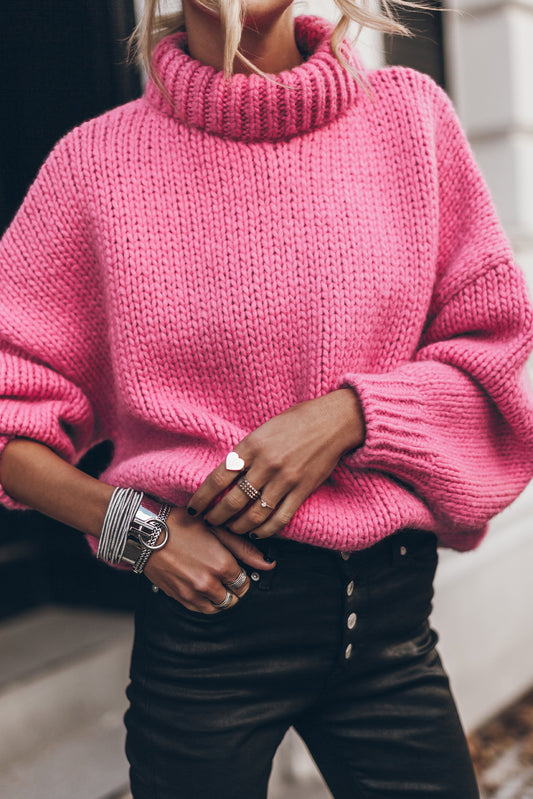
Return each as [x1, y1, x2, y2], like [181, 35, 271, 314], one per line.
[335, 77, 533, 540]
[0, 133, 112, 510]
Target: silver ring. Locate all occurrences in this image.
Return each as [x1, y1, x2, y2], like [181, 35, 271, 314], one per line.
[225, 569, 247, 591]
[258, 497, 276, 510]
[211, 588, 234, 610]
[237, 476, 262, 501]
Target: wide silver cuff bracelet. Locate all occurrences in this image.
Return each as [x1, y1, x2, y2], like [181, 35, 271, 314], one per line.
[121, 497, 171, 574]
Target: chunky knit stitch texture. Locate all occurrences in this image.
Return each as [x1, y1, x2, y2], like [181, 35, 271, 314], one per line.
[1, 14, 533, 556]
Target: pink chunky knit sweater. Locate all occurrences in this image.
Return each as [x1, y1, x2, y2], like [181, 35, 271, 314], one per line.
[1, 14, 533, 555]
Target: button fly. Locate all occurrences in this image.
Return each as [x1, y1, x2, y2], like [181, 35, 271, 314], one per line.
[347, 612, 357, 630]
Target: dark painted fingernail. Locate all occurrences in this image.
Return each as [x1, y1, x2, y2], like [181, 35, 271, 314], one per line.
[187, 507, 198, 516]
[249, 533, 259, 540]
[263, 554, 274, 563]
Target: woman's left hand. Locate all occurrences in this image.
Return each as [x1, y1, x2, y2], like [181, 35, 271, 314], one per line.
[186, 389, 365, 539]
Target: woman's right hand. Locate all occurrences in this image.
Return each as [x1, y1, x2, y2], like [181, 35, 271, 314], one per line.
[143, 506, 277, 614]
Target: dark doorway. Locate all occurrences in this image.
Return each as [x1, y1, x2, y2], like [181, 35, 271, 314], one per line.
[382, 0, 446, 89]
[1, 0, 141, 231]
[0, 1, 141, 619]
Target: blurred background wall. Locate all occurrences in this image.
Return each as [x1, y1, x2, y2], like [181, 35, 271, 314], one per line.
[0, 1, 141, 619]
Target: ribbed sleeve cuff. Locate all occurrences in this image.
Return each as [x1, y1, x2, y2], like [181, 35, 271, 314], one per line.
[336, 372, 437, 474]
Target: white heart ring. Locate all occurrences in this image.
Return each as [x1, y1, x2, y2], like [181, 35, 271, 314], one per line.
[226, 451, 246, 472]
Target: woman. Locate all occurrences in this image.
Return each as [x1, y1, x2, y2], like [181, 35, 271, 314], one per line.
[1, 0, 532, 796]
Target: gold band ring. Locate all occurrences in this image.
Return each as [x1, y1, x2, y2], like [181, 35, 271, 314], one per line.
[258, 497, 276, 510]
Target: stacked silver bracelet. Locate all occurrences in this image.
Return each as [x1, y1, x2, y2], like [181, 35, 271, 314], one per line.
[97, 488, 143, 565]
[97, 487, 171, 574]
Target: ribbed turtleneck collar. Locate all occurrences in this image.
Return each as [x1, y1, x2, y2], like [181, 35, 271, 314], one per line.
[144, 14, 366, 142]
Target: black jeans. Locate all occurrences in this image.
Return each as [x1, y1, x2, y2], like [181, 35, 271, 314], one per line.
[124, 529, 480, 798]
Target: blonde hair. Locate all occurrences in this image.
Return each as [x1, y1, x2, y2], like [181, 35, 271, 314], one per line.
[130, 0, 446, 99]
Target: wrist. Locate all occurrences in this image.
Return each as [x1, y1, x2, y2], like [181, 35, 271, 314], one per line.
[88, 481, 116, 538]
[325, 388, 365, 454]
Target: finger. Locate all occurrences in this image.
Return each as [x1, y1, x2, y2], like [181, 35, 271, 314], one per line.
[159, 581, 223, 615]
[203, 465, 268, 527]
[226, 484, 284, 535]
[211, 527, 277, 569]
[224, 472, 287, 535]
[181, 575, 240, 613]
[243, 490, 304, 539]
[179, 597, 222, 615]
[208, 586, 240, 612]
[224, 568, 251, 599]
[187, 449, 248, 517]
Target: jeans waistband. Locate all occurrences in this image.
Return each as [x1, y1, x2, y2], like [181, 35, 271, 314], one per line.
[256, 528, 438, 571]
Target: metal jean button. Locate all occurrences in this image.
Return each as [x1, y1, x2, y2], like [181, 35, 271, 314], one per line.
[347, 612, 357, 630]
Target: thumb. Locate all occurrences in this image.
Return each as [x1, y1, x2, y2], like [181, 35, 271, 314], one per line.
[211, 527, 277, 570]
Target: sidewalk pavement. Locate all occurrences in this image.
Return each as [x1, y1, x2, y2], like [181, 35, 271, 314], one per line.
[469, 685, 533, 798]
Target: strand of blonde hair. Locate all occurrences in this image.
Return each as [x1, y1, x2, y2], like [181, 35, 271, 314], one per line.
[129, 0, 457, 102]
